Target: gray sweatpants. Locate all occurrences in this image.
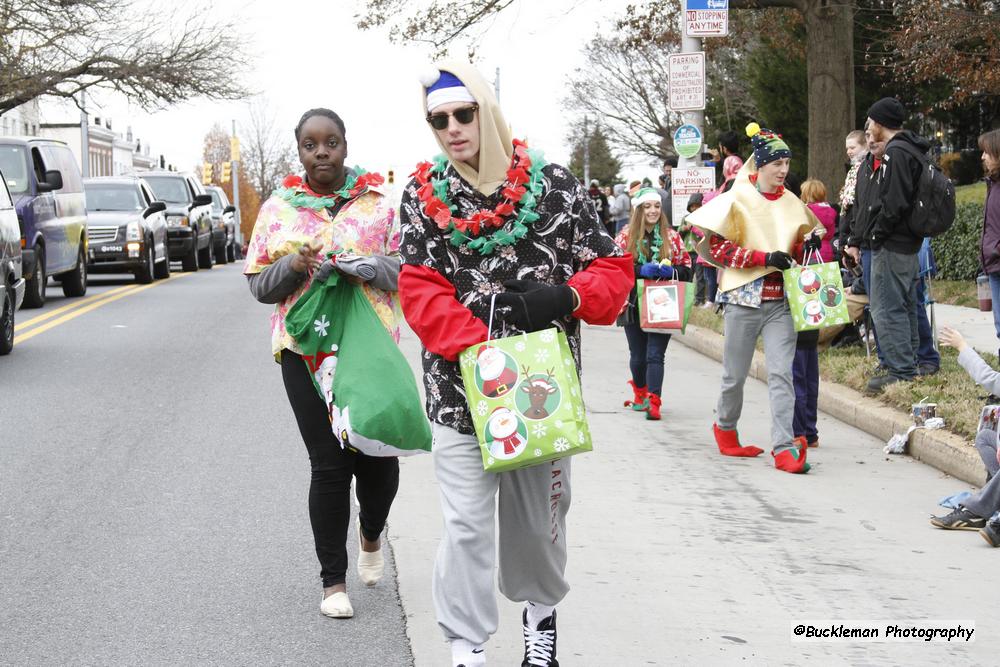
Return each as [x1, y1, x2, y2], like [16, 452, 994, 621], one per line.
[717, 300, 797, 452]
[431, 422, 571, 645]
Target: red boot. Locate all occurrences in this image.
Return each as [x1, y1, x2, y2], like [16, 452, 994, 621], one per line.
[773, 438, 810, 473]
[713, 423, 764, 457]
[625, 380, 649, 411]
[646, 393, 662, 420]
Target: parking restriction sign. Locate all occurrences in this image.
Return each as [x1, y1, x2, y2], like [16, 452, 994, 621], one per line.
[668, 52, 706, 112]
[685, 0, 729, 37]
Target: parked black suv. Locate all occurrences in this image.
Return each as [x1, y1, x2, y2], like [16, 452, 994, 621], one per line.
[206, 186, 237, 264]
[1, 170, 22, 354]
[141, 171, 214, 271]
[84, 176, 169, 283]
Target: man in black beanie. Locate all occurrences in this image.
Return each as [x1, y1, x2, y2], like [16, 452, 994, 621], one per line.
[858, 96, 934, 393]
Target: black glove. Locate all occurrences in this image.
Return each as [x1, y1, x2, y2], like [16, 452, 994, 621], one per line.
[803, 233, 822, 253]
[493, 280, 575, 333]
[764, 251, 794, 271]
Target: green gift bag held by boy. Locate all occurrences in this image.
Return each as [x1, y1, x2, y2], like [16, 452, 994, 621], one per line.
[782, 250, 851, 332]
[459, 325, 593, 473]
[285, 270, 431, 457]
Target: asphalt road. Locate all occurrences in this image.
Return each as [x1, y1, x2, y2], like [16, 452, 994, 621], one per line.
[1, 264, 413, 666]
[2, 262, 997, 666]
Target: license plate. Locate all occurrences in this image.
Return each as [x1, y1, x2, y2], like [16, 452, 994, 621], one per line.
[101, 245, 123, 252]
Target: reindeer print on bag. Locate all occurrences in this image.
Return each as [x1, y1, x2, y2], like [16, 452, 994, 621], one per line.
[517, 366, 561, 420]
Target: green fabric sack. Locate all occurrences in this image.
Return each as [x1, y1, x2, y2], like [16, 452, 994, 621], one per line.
[782, 255, 851, 332]
[285, 271, 431, 457]
[459, 328, 592, 473]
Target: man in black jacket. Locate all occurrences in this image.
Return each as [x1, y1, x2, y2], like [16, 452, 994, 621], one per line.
[860, 97, 929, 393]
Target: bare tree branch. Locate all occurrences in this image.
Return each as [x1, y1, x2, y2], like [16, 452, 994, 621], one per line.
[0, 0, 252, 114]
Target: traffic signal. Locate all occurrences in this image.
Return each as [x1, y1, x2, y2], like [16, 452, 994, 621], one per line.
[388, 169, 394, 185]
[221, 161, 231, 183]
[201, 163, 213, 185]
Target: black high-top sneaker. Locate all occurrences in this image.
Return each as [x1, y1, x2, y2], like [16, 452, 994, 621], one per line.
[521, 608, 558, 667]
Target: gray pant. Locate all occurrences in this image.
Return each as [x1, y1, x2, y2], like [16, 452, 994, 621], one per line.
[870, 248, 920, 379]
[718, 300, 797, 452]
[431, 422, 571, 645]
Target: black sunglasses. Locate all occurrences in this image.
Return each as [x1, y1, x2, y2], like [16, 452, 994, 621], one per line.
[426, 105, 479, 131]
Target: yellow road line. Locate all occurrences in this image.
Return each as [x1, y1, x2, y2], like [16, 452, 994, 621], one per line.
[17, 283, 138, 330]
[14, 272, 191, 345]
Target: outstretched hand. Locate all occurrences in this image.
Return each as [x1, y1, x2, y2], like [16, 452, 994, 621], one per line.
[939, 326, 968, 352]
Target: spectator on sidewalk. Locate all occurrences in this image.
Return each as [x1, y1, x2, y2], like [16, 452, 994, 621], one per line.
[398, 61, 632, 667]
[615, 188, 692, 420]
[244, 108, 402, 620]
[689, 122, 823, 474]
[713, 130, 741, 187]
[610, 183, 630, 232]
[978, 129, 1000, 358]
[588, 178, 612, 236]
[929, 327, 1000, 547]
[679, 193, 706, 304]
[838, 130, 868, 256]
[659, 157, 677, 217]
[792, 179, 836, 449]
[915, 239, 941, 375]
[858, 97, 930, 394]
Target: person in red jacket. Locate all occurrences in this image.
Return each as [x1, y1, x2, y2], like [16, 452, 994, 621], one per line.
[397, 61, 632, 667]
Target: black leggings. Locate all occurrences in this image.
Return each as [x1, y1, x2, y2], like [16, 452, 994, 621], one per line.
[281, 351, 400, 587]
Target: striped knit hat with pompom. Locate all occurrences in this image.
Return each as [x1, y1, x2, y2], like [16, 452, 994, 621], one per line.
[746, 122, 791, 168]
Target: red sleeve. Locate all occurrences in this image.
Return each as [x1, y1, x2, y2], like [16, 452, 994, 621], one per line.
[398, 265, 488, 361]
[567, 254, 634, 325]
[709, 234, 768, 268]
[670, 231, 691, 267]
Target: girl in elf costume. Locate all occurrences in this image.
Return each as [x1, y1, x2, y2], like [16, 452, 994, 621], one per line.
[616, 188, 692, 420]
[689, 122, 824, 474]
[398, 61, 632, 667]
[243, 108, 402, 619]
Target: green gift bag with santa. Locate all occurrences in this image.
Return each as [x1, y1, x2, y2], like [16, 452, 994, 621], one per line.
[284, 270, 432, 457]
[459, 328, 592, 473]
[782, 252, 851, 332]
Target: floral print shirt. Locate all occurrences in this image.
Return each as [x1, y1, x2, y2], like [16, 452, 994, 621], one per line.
[399, 161, 621, 434]
[244, 187, 400, 360]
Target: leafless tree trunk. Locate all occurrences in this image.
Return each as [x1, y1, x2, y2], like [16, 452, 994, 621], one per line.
[0, 0, 250, 113]
[240, 98, 297, 201]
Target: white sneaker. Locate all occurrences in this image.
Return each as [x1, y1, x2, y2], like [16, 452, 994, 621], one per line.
[450, 638, 486, 666]
[320, 591, 353, 618]
[357, 518, 384, 586]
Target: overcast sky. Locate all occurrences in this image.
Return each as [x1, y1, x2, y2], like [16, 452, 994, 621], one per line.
[48, 0, 661, 186]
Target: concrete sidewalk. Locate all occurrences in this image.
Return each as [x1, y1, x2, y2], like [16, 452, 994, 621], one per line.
[389, 324, 993, 666]
[933, 301, 998, 356]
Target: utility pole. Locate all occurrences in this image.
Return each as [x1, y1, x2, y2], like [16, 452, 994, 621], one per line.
[582, 115, 591, 185]
[231, 119, 242, 250]
[494, 67, 501, 103]
[679, 16, 704, 170]
[80, 91, 89, 178]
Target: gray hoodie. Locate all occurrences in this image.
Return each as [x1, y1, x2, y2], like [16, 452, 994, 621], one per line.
[610, 184, 630, 223]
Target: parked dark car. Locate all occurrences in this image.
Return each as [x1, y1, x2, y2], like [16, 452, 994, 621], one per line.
[1, 171, 23, 354]
[141, 171, 214, 271]
[206, 185, 236, 264]
[0, 136, 88, 308]
[84, 177, 169, 284]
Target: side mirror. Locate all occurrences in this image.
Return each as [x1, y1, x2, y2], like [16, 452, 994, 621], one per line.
[44, 169, 63, 191]
[223, 205, 236, 215]
[190, 194, 212, 208]
[143, 201, 167, 217]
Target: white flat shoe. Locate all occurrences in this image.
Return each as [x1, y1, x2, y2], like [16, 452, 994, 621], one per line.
[320, 591, 353, 618]
[357, 518, 384, 587]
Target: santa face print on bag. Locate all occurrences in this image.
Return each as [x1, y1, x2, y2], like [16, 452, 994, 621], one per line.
[798, 269, 821, 295]
[484, 406, 529, 460]
[474, 345, 520, 399]
[645, 284, 680, 323]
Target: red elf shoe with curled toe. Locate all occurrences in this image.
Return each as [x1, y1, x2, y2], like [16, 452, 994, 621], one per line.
[646, 393, 662, 420]
[713, 423, 764, 457]
[773, 438, 810, 473]
[625, 380, 649, 411]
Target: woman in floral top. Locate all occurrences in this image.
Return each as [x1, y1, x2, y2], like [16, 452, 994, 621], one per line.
[243, 108, 401, 620]
[615, 188, 692, 420]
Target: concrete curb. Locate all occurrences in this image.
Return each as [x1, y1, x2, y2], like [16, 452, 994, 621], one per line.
[675, 324, 987, 487]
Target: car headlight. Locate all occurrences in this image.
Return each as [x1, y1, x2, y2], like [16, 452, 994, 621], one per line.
[167, 215, 189, 227]
[126, 221, 141, 241]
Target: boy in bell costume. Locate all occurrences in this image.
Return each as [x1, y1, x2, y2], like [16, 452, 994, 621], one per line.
[689, 123, 823, 474]
[397, 61, 633, 667]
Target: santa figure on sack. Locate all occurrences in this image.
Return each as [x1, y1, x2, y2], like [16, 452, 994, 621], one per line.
[477, 345, 518, 398]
